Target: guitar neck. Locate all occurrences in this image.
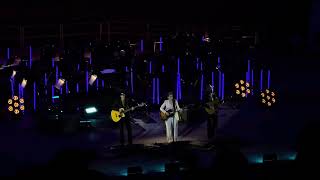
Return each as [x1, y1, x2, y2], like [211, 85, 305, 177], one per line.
[123, 105, 140, 113]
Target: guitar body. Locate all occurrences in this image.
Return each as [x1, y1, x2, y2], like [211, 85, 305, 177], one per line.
[204, 102, 217, 115]
[110, 103, 146, 123]
[111, 110, 126, 122]
[160, 111, 180, 121]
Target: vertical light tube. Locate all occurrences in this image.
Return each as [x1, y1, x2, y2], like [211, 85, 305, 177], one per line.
[162, 64, 165, 73]
[211, 71, 214, 91]
[52, 58, 55, 68]
[29, 46, 32, 69]
[10, 79, 14, 97]
[159, 37, 163, 52]
[96, 79, 99, 90]
[140, 39, 144, 52]
[60, 72, 62, 94]
[76, 83, 79, 93]
[55, 66, 58, 83]
[33, 82, 36, 111]
[196, 58, 199, 70]
[149, 61, 152, 74]
[200, 74, 204, 100]
[102, 80, 105, 88]
[157, 78, 160, 104]
[222, 73, 225, 101]
[7, 48, 10, 59]
[52, 85, 54, 103]
[218, 71, 221, 99]
[86, 70, 89, 94]
[152, 78, 156, 104]
[66, 81, 69, 94]
[260, 69, 263, 91]
[178, 57, 180, 73]
[251, 69, 254, 95]
[267, 69, 271, 89]
[247, 60, 250, 82]
[130, 67, 134, 94]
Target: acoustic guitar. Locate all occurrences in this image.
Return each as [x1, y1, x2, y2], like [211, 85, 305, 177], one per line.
[111, 103, 146, 122]
[160, 110, 181, 121]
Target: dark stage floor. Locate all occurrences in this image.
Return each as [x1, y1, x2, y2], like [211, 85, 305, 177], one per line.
[0, 100, 300, 176]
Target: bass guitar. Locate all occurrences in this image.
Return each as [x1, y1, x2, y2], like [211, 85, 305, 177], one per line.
[111, 103, 146, 122]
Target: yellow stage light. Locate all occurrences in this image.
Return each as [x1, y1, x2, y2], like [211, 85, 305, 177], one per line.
[245, 82, 250, 87]
[13, 96, 18, 101]
[272, 98, 276, 103]
[19, 98, 24, 104]
[14, 109, 19, 114]
[14, 102, 19, 107]
[235, 83, 240, 88]
[266, 89, 270, 94]
[261, 93, 265, 97]
[267, 102, 272, 107]
[246, 89, 251, 94]
[266, 96, 271, 100]
[8, 99, 12, 104]
[241, 86, 245, 91]
[241, 93, 246, 97]
[240, 80, 244, 85]
[8, 106, 13, 111]
[236, 90, 240, 94]
[271, 92, 275, 96]
[262, 99, 266, 104]
[20, 105, 25, 111]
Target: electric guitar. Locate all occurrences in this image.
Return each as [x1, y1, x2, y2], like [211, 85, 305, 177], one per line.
[111, 103, 146, 122]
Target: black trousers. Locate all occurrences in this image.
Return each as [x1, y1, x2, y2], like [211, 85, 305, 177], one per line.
[120, 117, 132, 145]
[207, 114, 218, 139]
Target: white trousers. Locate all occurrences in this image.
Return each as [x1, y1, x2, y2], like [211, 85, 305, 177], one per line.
[165, 116, 178, 143]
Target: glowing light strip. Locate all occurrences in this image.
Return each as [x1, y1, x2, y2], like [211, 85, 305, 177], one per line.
[247, 60, 250, 82]
[96, 79, 99, 90]
[86, 70, 89, 94]
[157, 78, 160, 104]
[52, 85, 54, 103]
[33, 82, 36, 111]
[52, 58, 55, 68]
[200, 73, 204, 100]
[218, 71, 221, 98]
[211, 71, 214, 91]
[153, 78, 156, 104]
[196, 58, 199, 70]
[260, 69, 263, 91]
[160, 37, 163, 51]
[267, 70, 271, 89]
[149, 61, 152, 74]
[29, 46, 32, 69]
[162, 64, 165, 72]
[222, 73, 225, 101]
[140, 40, 144, 52]
[66, 81, 68, 94]
[76, 83, 79, 93]
[251, 69, 254, 95]
[7, 48, 10, 59]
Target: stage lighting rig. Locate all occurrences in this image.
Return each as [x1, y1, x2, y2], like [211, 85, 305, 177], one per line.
[234, 80, 251, 98]
[261, 89, 276, 107]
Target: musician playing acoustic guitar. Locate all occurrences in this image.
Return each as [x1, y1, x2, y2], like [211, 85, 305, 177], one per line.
[113, 92, 134, 145]
[204, 90, 220, 140]
[160, 92, 182, 143]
